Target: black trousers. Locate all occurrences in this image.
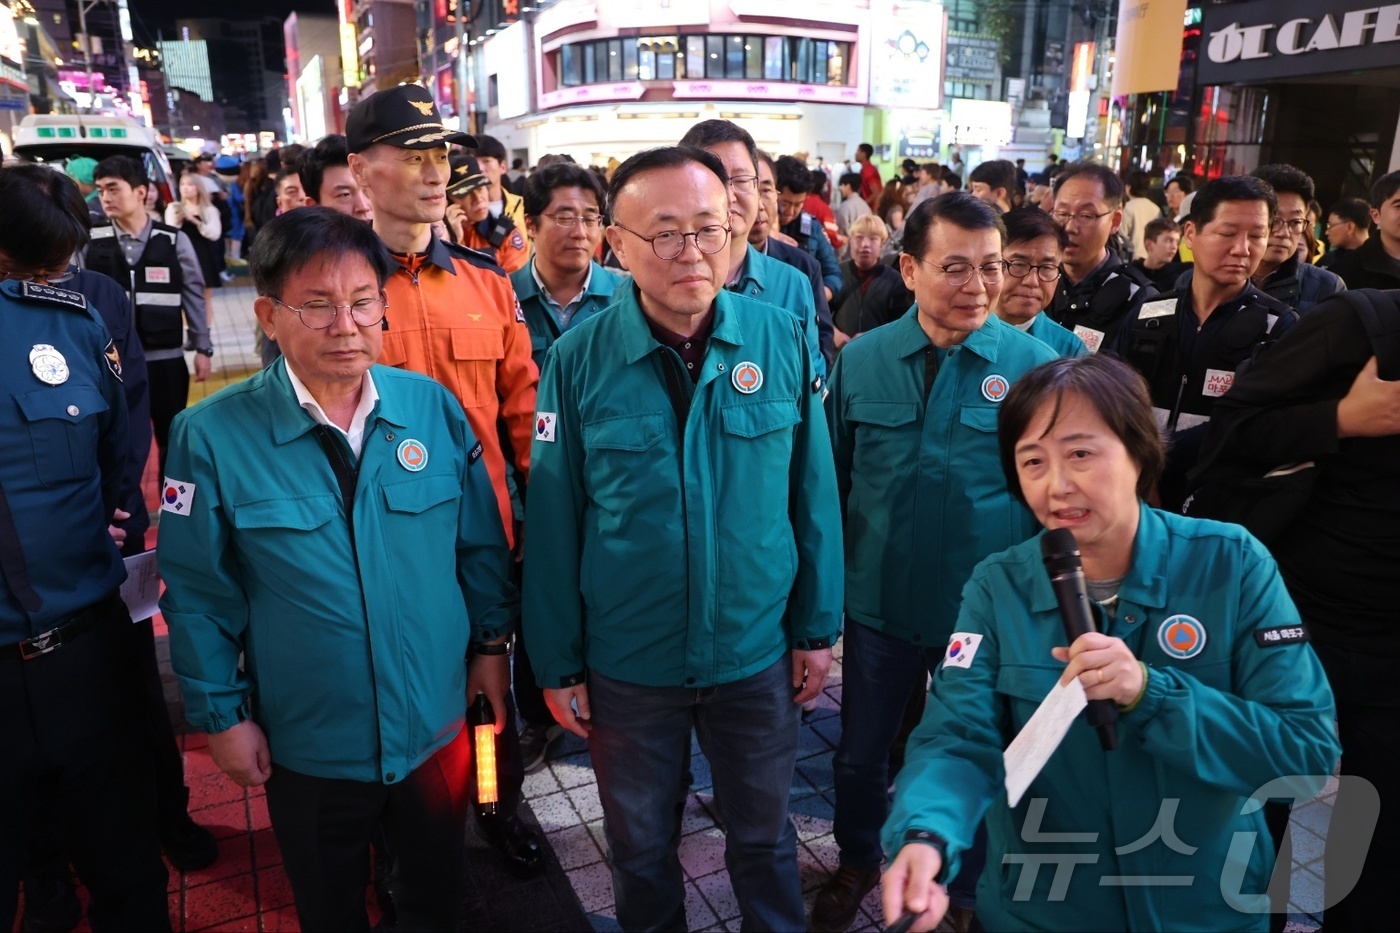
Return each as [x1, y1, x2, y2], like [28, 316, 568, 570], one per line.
[1316, 642, 1399, 931]
[146, 356, 190, 480]
[265, 726, 474, 932]
[0, 598, 169, 931]
[25, 615, 192, 883]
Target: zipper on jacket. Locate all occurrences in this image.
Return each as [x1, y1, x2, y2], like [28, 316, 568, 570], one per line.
[1168, 373, 1187, 432]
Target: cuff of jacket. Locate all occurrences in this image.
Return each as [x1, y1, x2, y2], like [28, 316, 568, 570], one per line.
[195, 702, 250, 735]
[791, 633, 837, 651]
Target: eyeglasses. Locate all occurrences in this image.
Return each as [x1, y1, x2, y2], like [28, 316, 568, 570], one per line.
[1006, 260, 1061, 282]
[1270, 218, 1308, 234]
[612, 221, 731, 260]
[727, 174, 759, 193]
[271, 294, 388, 329]
[1324, 219, 1350, 230]
[541, 210, 604, 229]
[1050, 208, 1115, 227]
[918, 259, 1008, 287]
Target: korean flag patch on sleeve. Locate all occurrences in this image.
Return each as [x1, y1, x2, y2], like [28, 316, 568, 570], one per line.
[535, 412, 557, 443]
[160, 478, 196, 516]
[943, 632, 982, 670]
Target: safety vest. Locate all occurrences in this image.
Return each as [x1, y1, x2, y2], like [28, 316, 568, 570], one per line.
[86, 222, 185, 351]
[1119, 287, 1293, 433]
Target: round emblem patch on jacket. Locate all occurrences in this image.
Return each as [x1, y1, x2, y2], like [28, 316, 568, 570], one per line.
[397, 438, 429, 472]
[1157, 614, 1206, 660]
[981, 374, 1009, 402]
[732, 361, 763, 394]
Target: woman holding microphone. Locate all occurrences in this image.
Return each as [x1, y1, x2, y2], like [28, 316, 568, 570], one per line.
[880, 355, 1340, 931]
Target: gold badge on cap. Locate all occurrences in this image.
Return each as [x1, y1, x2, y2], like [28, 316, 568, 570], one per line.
[409, 100, 435, 116]
[30, 344, 70, 386]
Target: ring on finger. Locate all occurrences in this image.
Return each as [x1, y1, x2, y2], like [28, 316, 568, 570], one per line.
[1097, 668, 1105, 684]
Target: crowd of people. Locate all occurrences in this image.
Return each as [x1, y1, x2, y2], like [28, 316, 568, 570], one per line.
[3, 77, 1399, 933]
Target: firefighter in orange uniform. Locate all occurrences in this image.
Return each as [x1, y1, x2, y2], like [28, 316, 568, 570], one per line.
[346, 83, 545, 875]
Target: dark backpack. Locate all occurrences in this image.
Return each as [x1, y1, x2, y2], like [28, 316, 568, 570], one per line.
[1184, 289, 1400, 543]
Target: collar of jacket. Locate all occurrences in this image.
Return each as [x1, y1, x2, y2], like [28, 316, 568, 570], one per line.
[268, 361, 409, 446]
[416, 235, 460, 276]
[1261, 254, 1301, 291]
[889, 305, 1008, 363]
[1029, 502, 1170, 613]
[618, 284, 745, 365]
[732, 243, 777, 294]
[516, 259, 614, 302]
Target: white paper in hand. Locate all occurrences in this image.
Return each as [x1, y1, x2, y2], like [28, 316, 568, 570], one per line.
[1003, 676, 1088, 808]
[120, 551, 161, 621]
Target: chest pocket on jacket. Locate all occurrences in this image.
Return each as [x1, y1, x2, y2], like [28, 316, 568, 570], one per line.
[234, 495, 338, 532]
[382, 473, 461, 513]
[721, 398, 800, 438]
[996, 663, 1065, 733]
[582, 412, 666, 503]
[959, 405, 999, 433]
[451, 328, 504, 408]
[15, 385, 109, 487]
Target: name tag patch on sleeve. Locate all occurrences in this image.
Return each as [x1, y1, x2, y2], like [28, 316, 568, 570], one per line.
[1254, 625, 1310, 648]
[468, 440, 483, 463]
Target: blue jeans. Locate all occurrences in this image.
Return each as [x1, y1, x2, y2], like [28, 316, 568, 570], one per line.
[587, 658, 804, 932]
[833, 619, 985, 907]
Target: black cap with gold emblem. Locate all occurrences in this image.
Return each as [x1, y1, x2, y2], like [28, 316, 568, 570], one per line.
[446, 154, 491, 198]
[346, 84, 478, 154]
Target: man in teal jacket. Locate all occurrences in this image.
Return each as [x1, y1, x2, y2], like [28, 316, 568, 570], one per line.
[681, 119, 829, 381]
[158, 209, 516, 931]
[523, 147, 843, 931]
[510, 162, 624, 372]
[815, 192, 1058, 932]
[881, 504, 1340, 932]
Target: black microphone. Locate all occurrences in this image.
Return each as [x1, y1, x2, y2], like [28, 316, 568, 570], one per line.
[1040, 528, 1119, 751]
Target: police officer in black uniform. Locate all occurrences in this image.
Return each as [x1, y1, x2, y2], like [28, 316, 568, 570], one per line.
[0, 164, 169, 931]
[1045, 162, 1159, 352]
[1112, 175, 1293, 512]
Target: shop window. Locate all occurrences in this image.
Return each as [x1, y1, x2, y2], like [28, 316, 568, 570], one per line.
[607, 39, 623, 82]
[561, 45, 581, 86]
[764, 36, 786, 81]
[687, 36, 706, 78]
[623, 40, 639, 80]
[745, 37, 762, 79]
[725, 35, 745, 78]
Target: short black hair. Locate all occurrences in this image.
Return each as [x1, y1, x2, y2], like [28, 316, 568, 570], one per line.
[1189, 175, 1277, 228]
[774, 155, 811, 194]
[275, 168, 301, 191]
[754, 150, 775, 173]
[249, 206, 395, 298]
[1051, 162, 1124, 207]
[512, 158, 523, 169]
[606, 146, 728, 219]
[678, 119, 759, 177]
[1251, 163, 1315, 204]
[474, 135, 508, 163]
[1368, 170, 1400, 209]
[1328, 197, 1372, 228]
[902, 191, 1005, 260]
[969, 159, 1017, 196]
[1165, 173, 1195, 194]
[1144, 217, 1181, 242]
[1127, 170, 1152, 198]
[93, 154, 148, 190]
[523, 162, 606, 218]
[298, 134, 350, 205]
[1003, 206, 1068, 249]
[810, 168, 828, 190]
[857, 143, 874, 158]
[943, 170, 962, 190]
[998, 355, 1164, 503]
[0, 164, 90, 270]
[839, 172, 861, 190]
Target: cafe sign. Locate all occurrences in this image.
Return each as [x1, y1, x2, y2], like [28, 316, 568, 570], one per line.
[1198, 0, 1400, 84]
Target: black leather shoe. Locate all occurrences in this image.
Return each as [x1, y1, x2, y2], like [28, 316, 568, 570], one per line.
[161, 814, 219, 872]
[477, 813, 544, 877]
[810, 864, 880, 932]
[20, 870, 81, 933]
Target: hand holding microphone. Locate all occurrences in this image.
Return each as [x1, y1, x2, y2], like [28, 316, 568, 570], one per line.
[1040, 528, 1122, 751]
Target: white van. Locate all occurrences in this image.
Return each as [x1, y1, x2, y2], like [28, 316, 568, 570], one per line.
[13, 114, 178, 208]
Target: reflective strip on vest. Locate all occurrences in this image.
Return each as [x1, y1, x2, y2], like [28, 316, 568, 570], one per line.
[134, 292, 183, 306]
